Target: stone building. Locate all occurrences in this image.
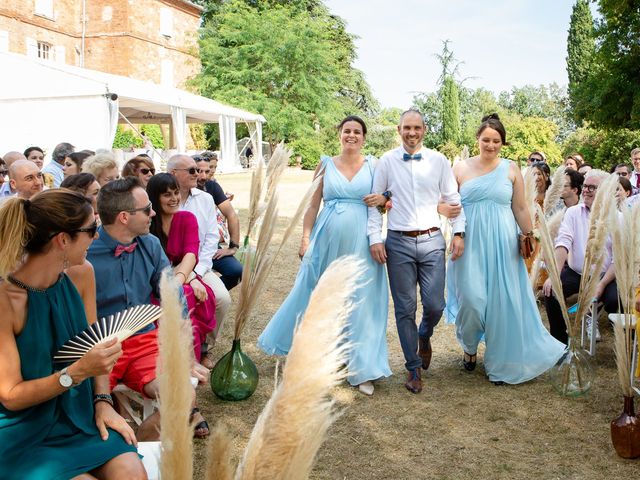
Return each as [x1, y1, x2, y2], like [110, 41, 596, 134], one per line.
[0, 0, 202, 88]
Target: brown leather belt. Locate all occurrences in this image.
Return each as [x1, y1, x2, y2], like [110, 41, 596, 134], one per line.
[393, 228, 440, 238]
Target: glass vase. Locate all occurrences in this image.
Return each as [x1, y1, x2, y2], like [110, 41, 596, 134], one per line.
[610, 395, 640, 459]
[549, 338, 595, 397]
[210, 339, 259, 401]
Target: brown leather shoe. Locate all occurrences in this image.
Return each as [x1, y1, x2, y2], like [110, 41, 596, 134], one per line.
[418, 337, 432, 370]
[404, 368, 422, 394]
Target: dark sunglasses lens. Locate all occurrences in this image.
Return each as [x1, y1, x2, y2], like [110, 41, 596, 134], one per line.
[140, 168, 154, 175]
[144, 204, 152, 215]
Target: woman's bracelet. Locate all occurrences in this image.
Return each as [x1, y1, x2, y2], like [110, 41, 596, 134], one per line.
[93, 393, 114, 407]
[175, 271, 187, 283]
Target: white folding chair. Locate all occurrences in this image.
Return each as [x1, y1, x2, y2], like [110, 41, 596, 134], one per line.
[113, 377, 199, 425]
[138, 441, 161, 480]
[580, 299, 599, 356]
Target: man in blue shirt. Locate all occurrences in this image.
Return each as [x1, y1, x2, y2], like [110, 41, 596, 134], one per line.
[88, 177, 209, 440]
[42, 142, 74, 188]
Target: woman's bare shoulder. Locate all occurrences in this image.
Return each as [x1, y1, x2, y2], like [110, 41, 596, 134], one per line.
[66, 261, 95, 287]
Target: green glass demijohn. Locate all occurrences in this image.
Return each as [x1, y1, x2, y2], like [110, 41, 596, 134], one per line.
[210, 339, 259, 401]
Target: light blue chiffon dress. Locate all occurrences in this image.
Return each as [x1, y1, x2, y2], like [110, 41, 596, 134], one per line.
[258, 155, 392, 386]
[445, 159, 565, 384]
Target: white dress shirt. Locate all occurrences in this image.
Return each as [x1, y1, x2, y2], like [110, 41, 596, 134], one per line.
[367, 146, 465, 245]
[180, 187, 220, 276]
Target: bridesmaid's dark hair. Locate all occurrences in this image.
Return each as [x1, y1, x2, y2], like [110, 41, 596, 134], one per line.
[337, 115, 367, 135]
[146, 173, 179, 251]
[476, 113, 509, 145]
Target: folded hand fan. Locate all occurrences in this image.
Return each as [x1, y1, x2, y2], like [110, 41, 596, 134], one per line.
[53, 304, 162, 362]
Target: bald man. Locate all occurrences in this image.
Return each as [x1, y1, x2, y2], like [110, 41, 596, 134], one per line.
[0, 152, 27, 197]
[9, 160, 44, 199]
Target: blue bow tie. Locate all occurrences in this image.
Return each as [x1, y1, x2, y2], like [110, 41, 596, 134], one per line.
[403, 153, 422, 161]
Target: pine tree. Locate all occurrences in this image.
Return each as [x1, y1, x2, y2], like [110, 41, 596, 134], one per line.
[441, 76, 461, 144]
[566, 0, 595, 120]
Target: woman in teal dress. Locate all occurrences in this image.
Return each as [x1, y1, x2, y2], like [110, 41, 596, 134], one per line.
[258, 116, 391, 396]
[446, 114, 565, 384]
[0, 190, 146, 480]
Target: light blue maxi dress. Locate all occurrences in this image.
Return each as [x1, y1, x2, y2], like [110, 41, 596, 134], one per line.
[446, 159, 565, 384]
[258, 155, 392, 386]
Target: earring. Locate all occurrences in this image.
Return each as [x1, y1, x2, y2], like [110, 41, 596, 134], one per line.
[62, 251, 70, 270]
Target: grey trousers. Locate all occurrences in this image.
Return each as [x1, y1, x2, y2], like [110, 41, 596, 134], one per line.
[385, 230, 446, 371]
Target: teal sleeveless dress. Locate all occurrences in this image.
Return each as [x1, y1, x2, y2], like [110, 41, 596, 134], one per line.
[0, 274, 137, 480]
[258, 155, 391, 386]
[445, 160, 565, 384]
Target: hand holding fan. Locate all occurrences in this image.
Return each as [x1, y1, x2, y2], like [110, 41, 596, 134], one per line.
[53, 304, 162, 363]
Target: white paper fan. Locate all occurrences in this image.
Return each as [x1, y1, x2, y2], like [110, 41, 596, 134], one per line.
[53, 304, 162, 363]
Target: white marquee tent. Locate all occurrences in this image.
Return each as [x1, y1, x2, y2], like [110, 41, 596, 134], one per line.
[0, 52, 265, 172]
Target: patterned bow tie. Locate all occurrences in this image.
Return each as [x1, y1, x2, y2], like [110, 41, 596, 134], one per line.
[114, 242, 138, 257]
[403, 153, 422, 161]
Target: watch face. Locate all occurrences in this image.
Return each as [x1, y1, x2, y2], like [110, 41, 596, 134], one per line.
[59, 373, 73, 388]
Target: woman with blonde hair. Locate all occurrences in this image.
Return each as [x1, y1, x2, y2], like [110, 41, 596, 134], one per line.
[0, 190, 145, 479]
[82, 152, 120, 186]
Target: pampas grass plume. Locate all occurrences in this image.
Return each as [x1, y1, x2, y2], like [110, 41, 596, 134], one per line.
[158, 271, 194, 479]
[204, 422, 234, 480]
[544, 166, 566, 213]
[235, 256, 363, 480]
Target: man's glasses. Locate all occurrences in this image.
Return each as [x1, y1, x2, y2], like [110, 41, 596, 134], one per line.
[139, 168, 155, 175]
[127, 202, 153, 216]
[0, 169, 7, 176]
[174, 167, 200, 175]
[583, 184, 598, 193]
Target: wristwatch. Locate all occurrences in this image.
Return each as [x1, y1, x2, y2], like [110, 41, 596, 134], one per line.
[229, 241, 240, 249]
[58, 367, 77, 388]
[454, 232, 465, 238]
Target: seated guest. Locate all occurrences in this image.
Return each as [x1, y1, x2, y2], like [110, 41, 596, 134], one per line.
[628, 148, 640, 195]
[61, 172, 101, 222]
[0, 158, 7, 188]
[0, 189, 145, 480]
[578, 163, 593, 176]
[564, 154, 582, 171]
[87, 177, 209, 440]
[9, 160, 44, 199]
[83, 152, 120, 186]
[64, 151, 92, 178]
[195, 155, 243, 291]
[527, 151, 546, 165]
[543, 170, 619, 344]
[167, 155, 231, 362]
[42, 142, 74, 188]
[561, 169, 584, 208]
[616, 176, 633, 209]
[147, 173, 216, 362]
[0, 152, 27, 198]
[122, 156, 155, 188]
[612, 163, 631, 177]
[23, 146, 45, 170]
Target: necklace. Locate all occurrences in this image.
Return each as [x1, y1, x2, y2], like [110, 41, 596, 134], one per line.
[6, 274, 60, 293]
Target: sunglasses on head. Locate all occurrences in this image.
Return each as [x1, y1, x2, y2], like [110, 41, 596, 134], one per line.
[127, 202, 153, 216]
[139, 168, 155, 175]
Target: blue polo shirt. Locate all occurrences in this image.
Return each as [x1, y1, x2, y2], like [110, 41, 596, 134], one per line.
[41, 160, 64, 188]
[87, 226, 170, 334]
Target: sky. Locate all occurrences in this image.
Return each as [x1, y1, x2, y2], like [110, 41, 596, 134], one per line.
[324, 0, 577, 109]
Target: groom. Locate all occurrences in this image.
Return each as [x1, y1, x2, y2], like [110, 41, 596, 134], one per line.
[368, 110, 465, 394]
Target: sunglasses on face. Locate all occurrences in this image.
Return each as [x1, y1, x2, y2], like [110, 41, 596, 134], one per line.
[583, 184, 598, 193]
[0, 169, 7, 176]
[127, 202, 153, 216]
[48, 221, 98, 239]
[174, 167, 200, 175]
[139, 168, 155, 175]
[73, 221, 99, 237]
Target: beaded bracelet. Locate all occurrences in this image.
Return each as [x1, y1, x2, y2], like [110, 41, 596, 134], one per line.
[93, 393, 114, 407]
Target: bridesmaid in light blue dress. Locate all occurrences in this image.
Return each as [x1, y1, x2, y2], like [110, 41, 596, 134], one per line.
[258, 116, 391, 395]
[446, 114, 565, 384]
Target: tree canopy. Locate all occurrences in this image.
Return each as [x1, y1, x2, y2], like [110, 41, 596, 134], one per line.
[194, 0, 377, 151]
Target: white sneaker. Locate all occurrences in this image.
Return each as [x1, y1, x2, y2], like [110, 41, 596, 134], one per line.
[358, 381, 374, 396]
[586, 315, 602, 342]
